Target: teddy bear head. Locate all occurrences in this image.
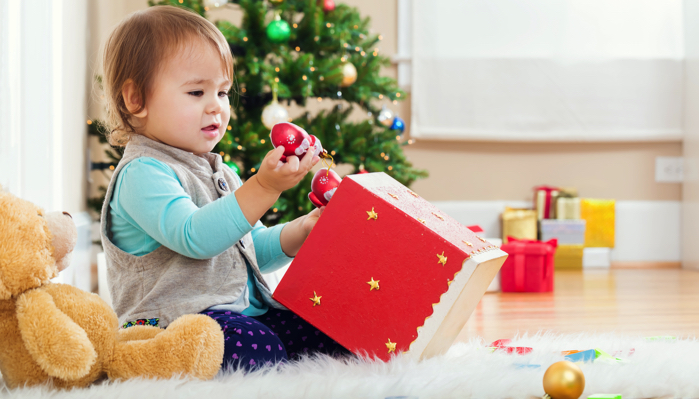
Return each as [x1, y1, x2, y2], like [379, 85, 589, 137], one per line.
[0, 187, 77, 300]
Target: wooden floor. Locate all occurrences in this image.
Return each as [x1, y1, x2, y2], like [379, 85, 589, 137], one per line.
[456, 268, 699, 343]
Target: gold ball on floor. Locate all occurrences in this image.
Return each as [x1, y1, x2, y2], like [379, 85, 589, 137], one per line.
[543, 360, 585, 399]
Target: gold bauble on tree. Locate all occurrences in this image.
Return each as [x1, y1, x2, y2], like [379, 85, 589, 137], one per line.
[543, 361, 586, 399]
[339, 62, 358, 87]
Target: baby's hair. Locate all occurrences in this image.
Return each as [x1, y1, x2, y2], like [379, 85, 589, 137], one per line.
[102, 5, 234, 146]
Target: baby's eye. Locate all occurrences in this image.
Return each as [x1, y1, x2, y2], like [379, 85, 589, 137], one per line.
[218, 91, 229, 97]
[188, 90, 204, 97]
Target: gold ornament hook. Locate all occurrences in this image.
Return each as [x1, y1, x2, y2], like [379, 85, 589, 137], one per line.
[320, 151, 334, 176]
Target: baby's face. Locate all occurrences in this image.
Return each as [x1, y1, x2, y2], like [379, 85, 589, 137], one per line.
[140, 41, 231, 154]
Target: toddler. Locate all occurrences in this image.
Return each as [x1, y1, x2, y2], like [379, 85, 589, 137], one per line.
[99, 5, 348, 371]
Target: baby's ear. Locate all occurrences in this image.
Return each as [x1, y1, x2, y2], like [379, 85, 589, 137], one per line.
[122, 79, 147, 118]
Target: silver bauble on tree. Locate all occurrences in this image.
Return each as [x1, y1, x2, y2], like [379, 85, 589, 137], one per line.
[203, 0, 228, 8]
[377, 105, 394, 127]
[262, 82, 289, 130]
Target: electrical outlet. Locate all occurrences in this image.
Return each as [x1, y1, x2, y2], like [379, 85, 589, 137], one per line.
[655, 156, 684, 183]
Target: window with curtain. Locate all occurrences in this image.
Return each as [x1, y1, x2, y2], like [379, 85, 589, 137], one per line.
[410, 0, 683, 141]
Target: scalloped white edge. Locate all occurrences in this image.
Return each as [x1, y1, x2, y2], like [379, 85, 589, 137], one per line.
[405, 248, 508, 360]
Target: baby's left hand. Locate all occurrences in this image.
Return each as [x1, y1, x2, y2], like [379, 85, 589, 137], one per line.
[302, 206, 325, 235]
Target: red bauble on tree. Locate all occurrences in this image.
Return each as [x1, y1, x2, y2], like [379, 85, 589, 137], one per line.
[269, 122, 323, 163]
[309, 168, 342, 208]
[322, 0, 335, 12]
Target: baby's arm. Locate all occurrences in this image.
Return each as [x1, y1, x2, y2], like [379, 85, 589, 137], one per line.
[115, 158, 257, 259]
[234, 145, 318, 226]
[235, 145, 321, 257]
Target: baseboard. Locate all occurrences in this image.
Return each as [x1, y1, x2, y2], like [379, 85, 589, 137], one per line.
[611, 261, 681, 269]
[431, 200, 681, 263]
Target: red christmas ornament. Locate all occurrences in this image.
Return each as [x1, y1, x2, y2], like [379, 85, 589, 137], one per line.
[322, 0, 335, 12]
[309, 168, 342, 208]
[270, 122, 323, 162]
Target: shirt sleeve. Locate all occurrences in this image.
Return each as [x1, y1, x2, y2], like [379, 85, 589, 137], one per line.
[228, 173, 294, 273]
[115, 157, 254, 260]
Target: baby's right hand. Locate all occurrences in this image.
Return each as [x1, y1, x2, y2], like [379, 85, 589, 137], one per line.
[256, 145, 320, 193]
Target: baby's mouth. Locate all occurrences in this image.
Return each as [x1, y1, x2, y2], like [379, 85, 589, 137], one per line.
[202, 124, 219, 132]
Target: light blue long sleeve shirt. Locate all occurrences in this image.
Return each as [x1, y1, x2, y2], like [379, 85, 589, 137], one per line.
[108, 157, 292, 316]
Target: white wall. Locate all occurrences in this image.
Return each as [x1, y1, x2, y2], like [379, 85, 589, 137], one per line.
[684, 0, 699, 270]
[0, 0, 91, 290]
[0, 0, 88, 214]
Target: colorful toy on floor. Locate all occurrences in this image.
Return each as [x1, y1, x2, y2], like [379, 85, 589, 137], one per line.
[273, 172, 508, 361]
[543, 360, 585, 399]
[0, 189, 224, 389]
[489, 339, 533, 355]
[564, 349, 596, 363]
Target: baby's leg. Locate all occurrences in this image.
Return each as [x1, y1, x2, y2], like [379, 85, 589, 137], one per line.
[252, 310, 352, 360]
[201, 310, 287, 371]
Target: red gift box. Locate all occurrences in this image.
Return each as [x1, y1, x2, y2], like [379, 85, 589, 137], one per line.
[500, 237, 557, 292]
[273, 172, 508, 361]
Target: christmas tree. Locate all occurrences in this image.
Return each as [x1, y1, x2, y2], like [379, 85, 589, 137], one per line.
[89, 0, 427, 225]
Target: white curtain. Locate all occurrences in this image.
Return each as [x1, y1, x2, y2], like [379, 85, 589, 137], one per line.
[410, 0, 684, 141]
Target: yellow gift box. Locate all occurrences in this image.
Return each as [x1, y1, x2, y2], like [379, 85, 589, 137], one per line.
[502, 207, 537, 244]
[580, 199, 615, 248]
[554, 244, 583, 270]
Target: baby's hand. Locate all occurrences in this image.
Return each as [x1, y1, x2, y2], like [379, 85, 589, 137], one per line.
[256, 146, 320, 193]
[302, 206, 325, 235]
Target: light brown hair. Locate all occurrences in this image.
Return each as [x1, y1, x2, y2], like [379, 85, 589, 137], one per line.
[102, 5, 233, 146]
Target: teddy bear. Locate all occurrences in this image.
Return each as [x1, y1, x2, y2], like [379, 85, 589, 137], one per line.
[0, 188, 225, 389]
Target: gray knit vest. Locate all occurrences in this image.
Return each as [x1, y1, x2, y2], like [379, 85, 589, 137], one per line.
[100, 135, 282, 328]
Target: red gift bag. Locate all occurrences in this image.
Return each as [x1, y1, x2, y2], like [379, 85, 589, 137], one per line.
[500, 237, 557, 292]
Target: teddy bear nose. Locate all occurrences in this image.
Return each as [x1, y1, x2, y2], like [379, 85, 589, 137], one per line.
[62, 212, 72, 219]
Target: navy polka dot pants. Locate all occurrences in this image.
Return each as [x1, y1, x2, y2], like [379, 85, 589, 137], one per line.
[201, 309, 351, 371]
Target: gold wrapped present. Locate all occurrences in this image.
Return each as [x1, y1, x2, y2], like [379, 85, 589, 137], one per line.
[580, 199, 615, 248]
[502, 207, 537, 244]
[556, 197, 581, 220]
[554, 244, 583, 270]
[534, 186, 559, 220]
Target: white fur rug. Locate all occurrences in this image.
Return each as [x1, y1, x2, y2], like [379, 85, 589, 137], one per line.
[1, 332, 697, 399]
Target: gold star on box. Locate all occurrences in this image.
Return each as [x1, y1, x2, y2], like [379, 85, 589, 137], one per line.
[309, 291, 322, 306]
[366, 207, 378, 220]
[386, 339, 397, 354]
[367, 277, 380, 291]
[436, 252, 447, 266]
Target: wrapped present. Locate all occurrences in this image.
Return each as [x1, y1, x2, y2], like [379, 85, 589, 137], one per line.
[556, 197, 581, 220]
[534, 185, 560, 220]
[580, 199, 615, 247]
[540, 220, 586, 244]
[273, 172, 508, 361]
[554, 244, 584, 270]
[500, 237, 557, 292]
[502, 208, 537, 244]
